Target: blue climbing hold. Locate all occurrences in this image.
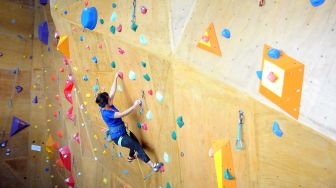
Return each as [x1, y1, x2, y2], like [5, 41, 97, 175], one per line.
[104, 144, 108, 149]
[38, 21, 49, 45]
[171, 131, 177, 140]
[267, 48, 281, 59]
[310, 0, 325, 7]
[40, 0, 48, 5]
[221, 28, 231, 39]
[64, 10, 68, 15]
[272, 121, 283, 137]
[80, 35, 84, 41]
[224, 169, 234, 180]
[166, 182, 171, 188]
[92, 56, 98, 63]
[177, 116, 184, 128]
[110, 12, 117, 22]
[83, 75, 89, 81]
[131, 22, 138, 32]
[111, 61, 116, 68]
[93, 84, 99, 92]
[139, 34, 148, 45]
[45, 168, 49, 172]
[122, 169, 129, 175]
[137, 122, 141, 129]
[112, 3, 117, 8]
[110, 26, 116, 34]
[81, 7, 98, 30]
[256, 70, 263, 80]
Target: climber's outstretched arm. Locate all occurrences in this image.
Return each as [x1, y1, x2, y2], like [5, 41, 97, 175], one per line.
[109, 72, 120, 102]
[114, 99, 141, 118]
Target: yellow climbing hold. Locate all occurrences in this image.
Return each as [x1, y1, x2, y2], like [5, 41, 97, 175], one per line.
[86, 93, 91, 98]
[39, 105, 43, 109]
[54, 4, 58, 9]
[34, 125, 38, 129]
[47, 119, 51, 122]
[93, 148, 98, 152]
[46, 156, 49, 160]
[48, 104, 52, 108]
[94, 134, 98, 139]
[103, 150, 107, 155]
[103, 178, 108, 184]
[84, 111, 88, 114]
[50, 175, 54, 178]
[33, 85, 36, 88]
[47, 129, 50, 132]
[84, 101, 88, 105]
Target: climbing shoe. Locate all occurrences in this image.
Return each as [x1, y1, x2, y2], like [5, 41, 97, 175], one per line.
[127, 156, 137, 163]
[153, 162, 164, 172]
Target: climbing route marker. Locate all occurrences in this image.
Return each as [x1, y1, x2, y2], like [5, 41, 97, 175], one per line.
[197, 23, 222, 56]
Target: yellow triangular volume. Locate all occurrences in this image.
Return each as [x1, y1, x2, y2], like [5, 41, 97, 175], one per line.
[214, 149, 223, 188]
[197, 23, 222, 56]
[57, 35, 70, 59]
[46, 135, 54, 153]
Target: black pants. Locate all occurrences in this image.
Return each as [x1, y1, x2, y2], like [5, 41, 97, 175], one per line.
[113, 131, 150, 163]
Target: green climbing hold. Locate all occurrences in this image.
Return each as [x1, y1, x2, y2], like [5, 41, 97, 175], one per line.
[112, 3, 117, 8]
[93, 84, 99, 92]
[166, 182, 171, 188]
[224, 169, 234, 180]
[131, 22, 138, 32]
[177, 116, 184, 128]
[143, 74, 150, 81]
[141, 61, 146, 68]
[111, 61, 116, 68]
[100, 18, 104, 24]
[171, 131, 177, 140]
[137, 122, 141, 129]
[110, 25, 116, 34]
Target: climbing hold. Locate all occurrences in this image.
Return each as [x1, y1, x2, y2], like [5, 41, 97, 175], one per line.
[111, 61, 116, 68]
[139, 34, 148, 45]
[256, 70, 262, 80]
[310, 0, 325, 7]
[57, 36, 70, 59]
[131, 22, 138, 32]
[112, 3, 117, 8]
[122, 169, 129, 175]
[73, 133, 80, 144]
[156, 92, 164, 103]
[117, 24, 122, 32]
[146, 111, 152, 120]
[93, 84, 99, 92]
[141, 61, 146, 68]
[176, 116, 184, 128]
[0, 140, 8, 148]
[224, 169, 235, 180]
[83, 75, 89, 81]
[222, 28, 231, 39]
[267, 72, 278, 82]
[38, 21, 49, 45]
[92, 56, 98, 63]
[141, 123, 147, 130]
[129, 71, 136, 80]
[11, 19, 16, 24]
[140, 6, 147, 14]
[163, 152, 169, 163]
[57, 130, 63, 138]
[65, 174, 75, 187]
[16, 86, 23, 93]
[99, 18, 104, 24]
[54, 32, 60, 39]
[118, 72, 124, 79]
[171, 131, 177, 140]
[272, 121, 283, 137]
[208, 147, 214, 157]
[10, 117, 29, 136]
[117, 47, 125, 54]
[103, 178, 108, 184]
[59, 67, 64, 72]
[81, 7, 98, 30]
[64, 10, 68, 15]
[267, 48, 281, 59]
[110, 25, 116, 34]
[166, 182, 171, 188]
[118, 152, 123, 158]
[32, 96, 38, 104]
[110, 12, 117, 22]
[40, 0, 48, 5]
[202, 35, 209, 42]
[80, 35, 84, 41]
[117, 84, 123, 92]
[143, 74, 150, 81]
[5, 149, 11, 156]
[137, 122, 142, 129]
[0, 52, 3, 57]
[148, 89, 153, 96]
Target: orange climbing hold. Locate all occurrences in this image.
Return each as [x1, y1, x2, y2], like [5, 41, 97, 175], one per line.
[57, 35, 70, 59]
[197, 23, 222, 56]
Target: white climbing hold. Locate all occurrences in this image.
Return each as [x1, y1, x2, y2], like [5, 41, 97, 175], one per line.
[146, 111, 152, 120]
[110, 12, 117, 22]
[117, 84, 123, 92]
[139, 34, 148, 45]
[163, 152, 169, 163]
[129, 71, 136, 80]
[156, 91, 164, 103]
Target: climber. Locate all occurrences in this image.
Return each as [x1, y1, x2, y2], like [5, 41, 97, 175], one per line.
[95, 72, 163, 172]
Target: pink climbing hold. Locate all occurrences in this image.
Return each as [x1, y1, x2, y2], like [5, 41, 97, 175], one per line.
[54, 32, 60, 39]
[98, 43, 103, 49]
[60, 67, 64, 72]
[117, 24, 122, 32]
[141, 123, 148, 130]
[202, 35, 209, 42]
[267, 72, 278, 82]
[148, 89, 153, 96]
[118, 72, 124, 79]
[118, 47, 125, 55]
[63, 57, 69, 65]
[67, 106, 74, 121]
[73, 133, 80, 144]
[85, 45, 90, 50]
[140, 6, 147, 14]
[159, 165, 165, 172]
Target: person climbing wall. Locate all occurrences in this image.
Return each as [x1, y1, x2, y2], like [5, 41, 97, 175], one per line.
[95, 72, 163, 172]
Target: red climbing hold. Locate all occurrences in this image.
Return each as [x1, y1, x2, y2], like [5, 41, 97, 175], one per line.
[67, 106, 74, 121]
[117, 24, 122, 32]
[59, 67, 64, 72]
[148, 89, 153, 96]
[65, 174, 75, 187]
[59, 145, 72, 172]
[118, 72, 124, 79]
[118, 47, 125, 55]
[64, 80, 74, 104]
[53, 141, 59, 150]
[57, 130, 63, 138]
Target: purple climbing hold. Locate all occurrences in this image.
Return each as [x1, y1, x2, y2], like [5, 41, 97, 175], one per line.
[5, 148, 11, 156]
[0, 140, 8, 148]
[38, 21, 49, 45]
[32, 96, 38, 104]
[40, 0, 48, 5]
[16, 86, 23, 93]
[10, 116, 30, 137]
